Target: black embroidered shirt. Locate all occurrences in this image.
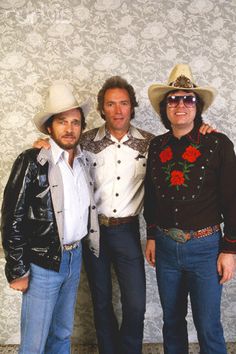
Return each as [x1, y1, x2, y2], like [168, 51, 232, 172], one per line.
[143, 127, 236, 253]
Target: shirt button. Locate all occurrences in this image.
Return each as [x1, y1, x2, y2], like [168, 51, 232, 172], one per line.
[117, 160, 121, 164]
[93, 162, 97, 166]
[175, 208, 178, 212]
[117, 144, 121, 148]
[175, 222, 179, 226]
[113, 209, 117, 213]
[117, 176, 120, 180]
[115, 193, 119, 197]
[90, 229, 94, 233]
[92, 205, 96, 209]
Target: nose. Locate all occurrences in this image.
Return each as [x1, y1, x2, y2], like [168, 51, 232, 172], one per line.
[65, 122, 73, 132]
[115, 104, 122, 114]
[177, 98, 185, 107]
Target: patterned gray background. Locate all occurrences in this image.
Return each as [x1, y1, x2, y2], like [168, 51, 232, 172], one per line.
[0, 0, 236, 345]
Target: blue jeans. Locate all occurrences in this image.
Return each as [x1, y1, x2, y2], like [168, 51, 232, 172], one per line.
[83, 221, 146, 354]
[19, 245, 82, 354]
[155, 229, 227, 354]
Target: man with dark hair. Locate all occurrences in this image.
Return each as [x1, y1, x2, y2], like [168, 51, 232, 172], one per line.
[144, 64, 236, 354]
[1, 83, 99, 354]
[82, 76, 154, 354]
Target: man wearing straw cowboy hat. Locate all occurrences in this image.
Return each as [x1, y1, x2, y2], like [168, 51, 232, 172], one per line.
[144, 63, 236, 354]
[1, 83, 99, 354]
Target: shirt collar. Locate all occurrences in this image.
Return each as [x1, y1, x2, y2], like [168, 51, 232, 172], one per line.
[163, 125, 201, 146]
[94, 123, 146, 142]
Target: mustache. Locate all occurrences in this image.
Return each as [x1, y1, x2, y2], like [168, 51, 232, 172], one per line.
[62, 134, 75, 138]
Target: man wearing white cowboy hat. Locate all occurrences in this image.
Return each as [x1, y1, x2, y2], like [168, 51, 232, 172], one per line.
[144, 64, 236, 354]
[1, 83, 99, 354]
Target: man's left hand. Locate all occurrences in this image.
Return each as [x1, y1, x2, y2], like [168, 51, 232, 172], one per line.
[217, 253, 236, 284]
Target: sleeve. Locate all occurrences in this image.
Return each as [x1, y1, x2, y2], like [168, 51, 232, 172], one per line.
[143, 140, 158, 240]
[218, 135, 236, 253]
[1, 151, 34, 282]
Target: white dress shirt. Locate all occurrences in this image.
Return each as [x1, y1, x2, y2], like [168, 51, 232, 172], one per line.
[82, 125, 154, 218]
[50, 139, 90, 244]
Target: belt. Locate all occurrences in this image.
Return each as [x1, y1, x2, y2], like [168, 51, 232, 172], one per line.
[161, 224, 221, 243]
[98, 214, 138, 227]
[63, 240, 80, 251]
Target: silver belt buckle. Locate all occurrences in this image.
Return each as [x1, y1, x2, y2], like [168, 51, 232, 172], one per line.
[63, 241, 80, 251]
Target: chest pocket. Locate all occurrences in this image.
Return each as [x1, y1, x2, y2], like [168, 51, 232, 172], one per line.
[89, 157, 105, 185]
[134, 157, 147, 179]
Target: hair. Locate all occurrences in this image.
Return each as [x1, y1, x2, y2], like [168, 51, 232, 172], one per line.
[44, 107, 86, 131]
[97, 75, 139, 120]
[159, 90, 204, 130]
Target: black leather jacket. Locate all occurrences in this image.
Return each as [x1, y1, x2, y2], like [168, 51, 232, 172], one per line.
[1, 148, 61, 283]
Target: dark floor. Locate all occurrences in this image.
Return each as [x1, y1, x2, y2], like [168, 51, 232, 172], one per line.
[1, 343, 236, 354]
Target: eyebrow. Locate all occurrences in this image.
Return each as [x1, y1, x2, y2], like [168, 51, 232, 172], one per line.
[105, 99, 130, 104]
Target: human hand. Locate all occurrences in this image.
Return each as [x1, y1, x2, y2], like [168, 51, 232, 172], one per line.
[10, 276, 29, 292]
[217, 253, 236, 284]
[33, 138, 50, 149]
[145, 240, 156, 267]
[199, 123, 216, 135]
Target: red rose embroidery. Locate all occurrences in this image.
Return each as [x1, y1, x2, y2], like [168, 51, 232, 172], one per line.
[170, 170, 185, 186]
[159, 147, 173, 163]
[182, 145, 201, 163]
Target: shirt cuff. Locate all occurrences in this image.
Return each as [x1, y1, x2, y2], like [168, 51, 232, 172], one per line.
[221, 235, 236, 253]
[147, 224, 157, 240]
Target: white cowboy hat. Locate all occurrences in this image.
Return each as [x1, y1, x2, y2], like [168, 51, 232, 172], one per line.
[34, 83, 91, 134]
[148, 64, 217, 115]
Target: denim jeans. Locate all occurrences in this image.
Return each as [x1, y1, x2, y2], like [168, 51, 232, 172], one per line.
[155, 229, 227, 354]
[83, 221, 146, 354]
[19, 245, 82, 354]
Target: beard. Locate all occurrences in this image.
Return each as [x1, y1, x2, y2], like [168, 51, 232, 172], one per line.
[51, 133, 81, 151]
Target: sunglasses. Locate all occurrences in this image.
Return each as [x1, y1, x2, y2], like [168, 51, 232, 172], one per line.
[167, 95, 197, 108]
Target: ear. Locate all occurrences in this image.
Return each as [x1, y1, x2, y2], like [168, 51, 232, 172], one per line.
[46, 126, 51, 134]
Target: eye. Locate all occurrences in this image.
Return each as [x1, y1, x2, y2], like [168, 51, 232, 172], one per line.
[72, 120, 81, 126]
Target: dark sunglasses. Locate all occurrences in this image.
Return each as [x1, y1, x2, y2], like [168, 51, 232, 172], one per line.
[167, 95, 197, 108]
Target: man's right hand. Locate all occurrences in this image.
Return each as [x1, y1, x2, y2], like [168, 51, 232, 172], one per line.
[10, 276, 29, 292]
[33, 138, 50, 149]
[145, 240, 156, 267]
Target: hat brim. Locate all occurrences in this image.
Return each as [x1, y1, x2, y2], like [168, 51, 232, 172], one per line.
[34, 100, 91, 135]
[148, 84, 217, 116]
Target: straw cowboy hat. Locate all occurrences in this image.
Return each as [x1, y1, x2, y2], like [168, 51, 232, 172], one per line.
[34, 83, 91, 134]
[148, 64, 217, 115]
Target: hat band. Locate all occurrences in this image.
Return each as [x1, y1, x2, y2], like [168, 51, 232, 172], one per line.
[169, 75, 196, 89]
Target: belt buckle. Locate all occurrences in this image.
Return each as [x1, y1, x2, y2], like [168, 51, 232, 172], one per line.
[165, 228, 188, 243]
[63, 241, 80, 251]
[100, 215, 110, 227]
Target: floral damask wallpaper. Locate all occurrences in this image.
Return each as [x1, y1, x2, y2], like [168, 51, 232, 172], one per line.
[0, 0, 236, 345]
